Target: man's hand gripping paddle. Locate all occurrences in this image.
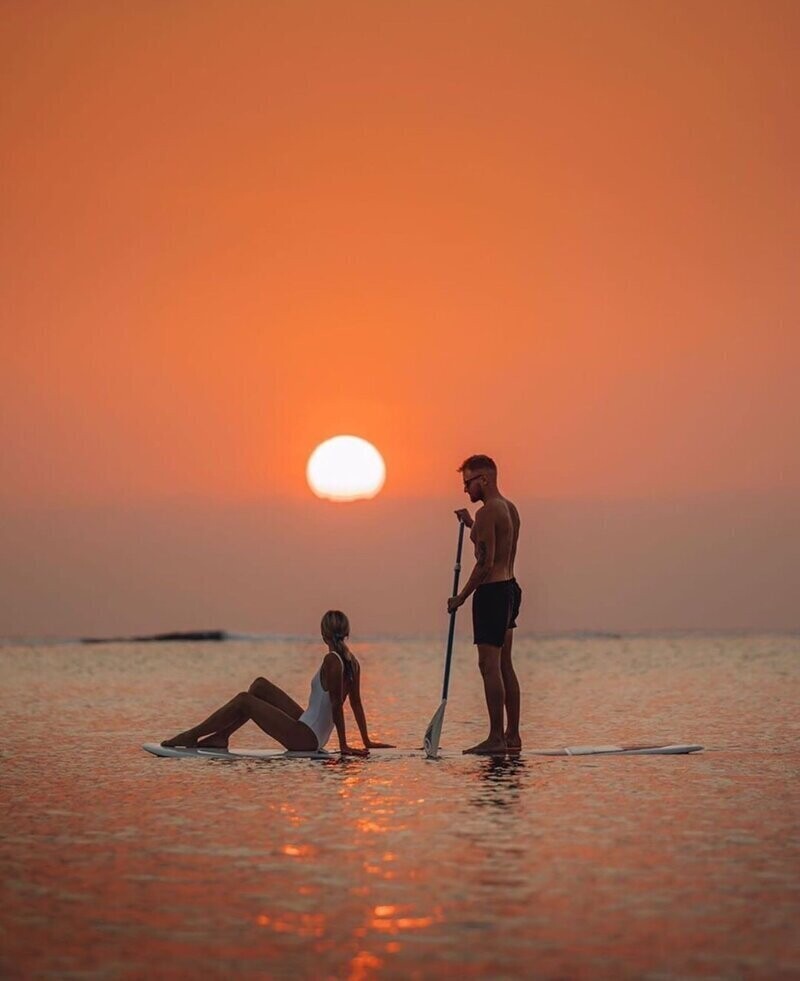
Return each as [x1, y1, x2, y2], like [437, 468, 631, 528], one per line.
[423, 514, 467, 758]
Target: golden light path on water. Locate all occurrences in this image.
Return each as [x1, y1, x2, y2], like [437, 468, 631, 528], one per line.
[1, 635, 798, 977]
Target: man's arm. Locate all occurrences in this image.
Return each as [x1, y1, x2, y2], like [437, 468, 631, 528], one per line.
[508, 501, 520, 577]
[449, 508, 495, 609]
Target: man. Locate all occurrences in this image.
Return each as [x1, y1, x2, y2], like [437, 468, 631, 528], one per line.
[447, 454, 522, 754]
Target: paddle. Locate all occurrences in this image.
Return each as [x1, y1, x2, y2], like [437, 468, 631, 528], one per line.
[423, 514, 467, 758]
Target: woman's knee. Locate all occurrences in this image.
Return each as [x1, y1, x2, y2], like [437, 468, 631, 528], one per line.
[249, 676, 270, 696]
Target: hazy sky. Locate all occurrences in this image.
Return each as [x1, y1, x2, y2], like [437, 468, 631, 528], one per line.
[1, 2, 798, 636]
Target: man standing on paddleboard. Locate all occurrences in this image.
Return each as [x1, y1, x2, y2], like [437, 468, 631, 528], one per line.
[447, 455, 522, 754]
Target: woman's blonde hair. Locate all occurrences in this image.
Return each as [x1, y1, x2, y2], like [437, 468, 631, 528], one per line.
[320, 610, 354, 682]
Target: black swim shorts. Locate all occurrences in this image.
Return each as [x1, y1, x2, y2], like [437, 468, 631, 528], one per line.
[509, 578, 522, 629]
[472, 578, 522, 647]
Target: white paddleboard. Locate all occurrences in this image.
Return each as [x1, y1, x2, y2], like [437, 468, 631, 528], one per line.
[419, 743, 703, 758]
[143, 742, 702, 760]
[143, 743, 332, 760]
[525, 743, 703, 756]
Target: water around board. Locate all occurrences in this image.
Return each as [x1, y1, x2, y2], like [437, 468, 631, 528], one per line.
[142, 742, 703, 760]
[8, 634, 797, 979]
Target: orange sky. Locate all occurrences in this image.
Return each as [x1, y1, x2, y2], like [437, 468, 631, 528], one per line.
[2, 0, 798, 506]
[1, 3, 798, 635]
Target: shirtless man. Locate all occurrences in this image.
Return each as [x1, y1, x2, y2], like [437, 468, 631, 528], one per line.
[447, 454, 522, 755]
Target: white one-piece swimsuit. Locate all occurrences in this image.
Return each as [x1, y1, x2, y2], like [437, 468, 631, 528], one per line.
[298, 651, 343, 750]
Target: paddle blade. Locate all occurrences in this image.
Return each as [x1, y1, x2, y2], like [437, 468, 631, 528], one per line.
[423, 699, 447, 758]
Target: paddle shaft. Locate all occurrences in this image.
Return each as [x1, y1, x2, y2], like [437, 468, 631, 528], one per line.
[441, 519, 467, 700]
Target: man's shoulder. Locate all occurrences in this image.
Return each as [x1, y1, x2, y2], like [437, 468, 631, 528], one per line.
[489, 497, 520, 530]
[484, 496, 518, 512]
[478, 498, 514, 522]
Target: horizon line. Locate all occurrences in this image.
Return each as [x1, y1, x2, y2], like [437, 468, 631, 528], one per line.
[2, 626, 799, 647]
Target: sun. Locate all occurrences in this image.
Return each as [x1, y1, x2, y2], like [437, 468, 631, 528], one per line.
[306, 435, 386, 502]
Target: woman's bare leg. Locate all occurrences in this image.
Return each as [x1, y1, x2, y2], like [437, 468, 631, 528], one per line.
[248, 676, 304, 719]
[163, 692, 317, 751]
[162, 692, 247, 748]
[194, 676, 304, 749]
[244, 694, 318, 751]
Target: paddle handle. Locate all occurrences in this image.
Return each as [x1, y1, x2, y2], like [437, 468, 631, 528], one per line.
[441, 519, 467, 700]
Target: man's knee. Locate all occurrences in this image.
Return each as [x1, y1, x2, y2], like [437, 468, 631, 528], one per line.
[500, 654, 517, 678]
[477, 647, 502, 677]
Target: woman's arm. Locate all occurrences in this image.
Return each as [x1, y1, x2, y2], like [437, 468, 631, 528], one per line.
[325, 654, 367, 756]
[349, 660, 395, 749]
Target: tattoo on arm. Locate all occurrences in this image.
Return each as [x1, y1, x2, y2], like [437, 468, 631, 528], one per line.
[474, 540, 492, 583]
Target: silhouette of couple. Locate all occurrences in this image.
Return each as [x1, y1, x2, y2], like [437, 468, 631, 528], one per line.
[162, 455, 522, 756]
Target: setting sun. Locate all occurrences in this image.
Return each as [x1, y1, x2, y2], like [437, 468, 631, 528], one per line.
[306, 436, 386, 502]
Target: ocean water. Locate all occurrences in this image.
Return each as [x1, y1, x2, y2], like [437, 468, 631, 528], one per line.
[1, 634, 798, 979]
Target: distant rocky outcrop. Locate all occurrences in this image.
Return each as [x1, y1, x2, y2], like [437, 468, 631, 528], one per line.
[82, 630, 229, 644]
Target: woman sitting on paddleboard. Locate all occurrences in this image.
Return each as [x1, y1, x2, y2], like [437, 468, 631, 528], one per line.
[161, 610, 393, 756]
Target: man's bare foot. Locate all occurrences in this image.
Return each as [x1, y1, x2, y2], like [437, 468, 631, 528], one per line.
[160, 732, 196, 748]
[463, 737, 507, 755]
[505, 734, 522, 753]
[196, 735, 230, 751]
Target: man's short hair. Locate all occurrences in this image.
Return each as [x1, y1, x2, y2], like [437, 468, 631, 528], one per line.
[457, 454, 497, 474]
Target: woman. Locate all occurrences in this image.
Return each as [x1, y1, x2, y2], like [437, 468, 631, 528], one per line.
[161, 610, 393, 756]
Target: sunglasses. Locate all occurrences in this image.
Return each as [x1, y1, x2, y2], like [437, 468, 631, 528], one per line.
[463, 474, 486, 489]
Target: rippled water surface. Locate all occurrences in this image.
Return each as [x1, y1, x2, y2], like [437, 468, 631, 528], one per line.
[2, 634, 799, 978]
